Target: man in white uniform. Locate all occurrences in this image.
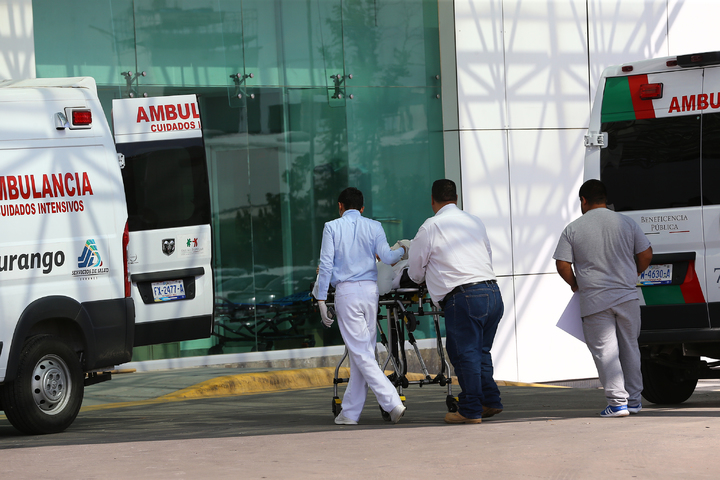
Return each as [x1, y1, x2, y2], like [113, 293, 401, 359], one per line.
[315, 187, 407, 425]
[408, 179, 504, 424]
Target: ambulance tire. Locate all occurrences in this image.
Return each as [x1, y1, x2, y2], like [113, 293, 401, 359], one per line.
[641, 356, 698, 405]
[0, 335, 84, 435]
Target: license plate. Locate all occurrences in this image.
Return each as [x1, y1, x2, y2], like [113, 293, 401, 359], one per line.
[152, 279, 186, 302]
[637, 264, 673, 286]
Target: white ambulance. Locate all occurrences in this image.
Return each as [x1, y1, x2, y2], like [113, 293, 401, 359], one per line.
[585, 51, 720, 404]
[0, 78, 213, 434]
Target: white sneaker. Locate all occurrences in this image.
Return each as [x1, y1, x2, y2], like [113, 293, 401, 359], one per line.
[334, 412, 358, 425]
[389, 404, 406, 424]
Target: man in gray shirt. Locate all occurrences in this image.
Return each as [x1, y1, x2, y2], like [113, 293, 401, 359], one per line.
[553, 179, 653, 417]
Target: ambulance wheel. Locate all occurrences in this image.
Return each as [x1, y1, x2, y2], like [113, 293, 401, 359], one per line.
[641, 356, 697, 405]
[380, 406, 391, 422]
[0, 335, 84, 435]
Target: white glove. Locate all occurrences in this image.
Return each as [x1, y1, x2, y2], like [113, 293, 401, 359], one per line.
[391, 239, 411, 261]
[318, 301, 334, 327]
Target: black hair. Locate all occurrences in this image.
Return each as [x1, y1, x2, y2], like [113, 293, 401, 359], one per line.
[432, 179, 458, 203]
[579, 179, 607, 205]
[338, 187, 364, 211]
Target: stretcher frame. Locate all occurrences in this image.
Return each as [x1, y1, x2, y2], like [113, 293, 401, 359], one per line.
[327, 286, 458, 420]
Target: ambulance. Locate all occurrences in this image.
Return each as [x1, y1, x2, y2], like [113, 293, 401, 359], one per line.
[0, 77, 213, 434]
[585, 51, 720, 404]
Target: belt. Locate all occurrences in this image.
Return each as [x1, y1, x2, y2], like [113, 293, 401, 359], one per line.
[439, 280, 497, 310]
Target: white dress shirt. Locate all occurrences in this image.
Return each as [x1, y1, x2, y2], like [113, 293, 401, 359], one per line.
[407, 203, 496, 304]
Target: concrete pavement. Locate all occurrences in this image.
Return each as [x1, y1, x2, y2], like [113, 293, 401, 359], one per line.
[2, 367, 720, 479]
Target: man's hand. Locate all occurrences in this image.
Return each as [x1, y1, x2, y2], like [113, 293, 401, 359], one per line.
[318, 301, 334, 327]
[556, 260, 579, 292]
[636, 246, 653, 274]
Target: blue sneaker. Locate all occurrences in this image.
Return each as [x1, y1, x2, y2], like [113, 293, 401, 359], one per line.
[627, 403, 642, 414]
[600, 405, 629, 417]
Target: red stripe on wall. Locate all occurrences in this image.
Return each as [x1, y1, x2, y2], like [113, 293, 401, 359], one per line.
[627, 74, 656, 120]
[680, 260, 705, 303]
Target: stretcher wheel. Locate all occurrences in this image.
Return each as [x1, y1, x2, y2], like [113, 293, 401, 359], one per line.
[401, 376, 409, 389]
[446, 395, 458, 413]
[332, 397, 342, 417]
[380, 406, 391, 422]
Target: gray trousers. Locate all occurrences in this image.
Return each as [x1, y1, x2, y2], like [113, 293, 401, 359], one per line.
[582, 299, 643, 406]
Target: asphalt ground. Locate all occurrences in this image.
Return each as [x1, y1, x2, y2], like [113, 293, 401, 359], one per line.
[1, 368, 720, 479]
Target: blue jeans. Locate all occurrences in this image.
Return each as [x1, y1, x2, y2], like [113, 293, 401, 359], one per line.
[444, 282, 504, 419]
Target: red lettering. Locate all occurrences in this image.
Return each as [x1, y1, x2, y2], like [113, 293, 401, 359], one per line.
[669, 97, 680, 113]
[0, 176, 6, 200]
[31, 175, 42, 199]
[191, 103, 200, 119]
[149, 105, 165, 122]
[178, 103, 191, 119]
[19, 175, 31, 200]
[165, 104, 177, 120]
[64, 173, 75, 196]
[712, 93, 720, 109]
[682, 95, 696, 111]
[52, 173, 64, 197]
[41, 174, 53, 198]
[699, 93, 709, 110]
[7, 176, 19, 200]
[81, 172, 93, 196]
[137, 107, 149, 123]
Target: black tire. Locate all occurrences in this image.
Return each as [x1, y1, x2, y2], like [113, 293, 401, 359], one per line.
[0, 335, 84, 434]
[641, 357, 698, 405]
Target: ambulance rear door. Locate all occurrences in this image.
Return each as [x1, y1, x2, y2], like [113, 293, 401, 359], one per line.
[597, 68, 709, 331]
[700, 64, 720, 328]
[112, 95, 213, 346]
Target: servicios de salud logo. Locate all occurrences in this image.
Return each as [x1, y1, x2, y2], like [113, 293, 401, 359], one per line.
[72, 239, 109, 277]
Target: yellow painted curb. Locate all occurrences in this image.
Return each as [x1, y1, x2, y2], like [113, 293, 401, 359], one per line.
[161, 367, 351, 401]
[71, 368, 566, 414]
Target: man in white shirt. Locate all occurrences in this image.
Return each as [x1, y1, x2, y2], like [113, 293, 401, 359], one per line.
[407, 179, 504, 424]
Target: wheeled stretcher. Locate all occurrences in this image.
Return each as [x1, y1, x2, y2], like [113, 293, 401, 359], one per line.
[327, 286, 458, 421]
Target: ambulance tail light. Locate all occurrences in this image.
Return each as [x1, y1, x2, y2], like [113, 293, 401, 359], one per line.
[622, 65, 633, 73]
[677, 51, 720, 68]
[639, 83, 663, 100]
[64, 107, 92, 129]
[123, 221, 131, 298]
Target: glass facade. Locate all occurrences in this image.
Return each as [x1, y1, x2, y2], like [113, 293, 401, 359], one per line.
[32, 0, 445, 359]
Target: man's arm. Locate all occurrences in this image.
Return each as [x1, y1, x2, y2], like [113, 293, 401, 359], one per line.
[407, 226, 430, 285]
[315, 225, 334, 301]
[635, 246, 653, 274]
[556, 260, 578, 293]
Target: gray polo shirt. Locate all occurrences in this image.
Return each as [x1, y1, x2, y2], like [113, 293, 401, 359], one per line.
[553, 208, 651, 317]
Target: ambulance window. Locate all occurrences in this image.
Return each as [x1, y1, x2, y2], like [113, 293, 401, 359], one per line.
[600, 116, 701, 212]
[119, 138, 211, 231]
[702, 111, 720, 205]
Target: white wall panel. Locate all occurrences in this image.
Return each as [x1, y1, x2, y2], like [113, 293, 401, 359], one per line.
[668, 0, 720, 56]
[503, 0, 590, 129]
[455, 0, 506, 130]
[514, 273, 597, 382]
[588, 0, 668, 109]
[509, 128, 584, 276]
[0, 0, 35, 80]
[492, 275, 518, 382]
[459, 129, 513, 276]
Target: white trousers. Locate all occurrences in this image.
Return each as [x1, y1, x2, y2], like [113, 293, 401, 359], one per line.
[582, 299, 643, 406]
[335, 280, 402, 422]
